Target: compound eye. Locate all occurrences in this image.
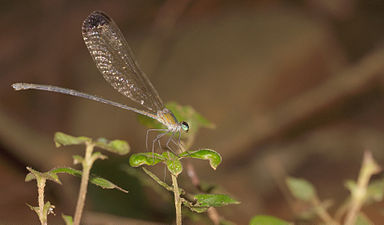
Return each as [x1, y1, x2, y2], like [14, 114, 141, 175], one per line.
[181, 121, 189, 133]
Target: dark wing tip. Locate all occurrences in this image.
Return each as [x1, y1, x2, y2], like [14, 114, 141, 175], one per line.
[82, 11, 111, 32]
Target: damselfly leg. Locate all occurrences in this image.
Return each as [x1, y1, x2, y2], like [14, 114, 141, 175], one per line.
[146, 129, 183, 157]
[146, 128, 167, 150]
[151, 131, 169, 159]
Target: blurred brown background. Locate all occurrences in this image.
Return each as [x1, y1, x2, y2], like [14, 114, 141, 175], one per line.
[1, 0, 384, 224]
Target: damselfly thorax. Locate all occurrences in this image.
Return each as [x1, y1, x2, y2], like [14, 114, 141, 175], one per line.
[156, 108, 183, 132]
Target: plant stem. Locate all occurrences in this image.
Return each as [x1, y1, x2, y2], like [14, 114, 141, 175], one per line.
[37, 178, 47, 225]
[171, 174, 182, 225]
[207, 207, 220, 225]
[344, 151, 381, 225]
[311, 196, 339, 225]
[73, 142, 95, 225]
[142, 167, 174, 192]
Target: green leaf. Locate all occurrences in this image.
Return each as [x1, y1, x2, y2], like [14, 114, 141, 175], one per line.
[180, 149, 222, 170]
[250, 215, 292, 225]
[73, 152, 107, 165]
[49, 167, 128, 193]
[90, 152, 108, 162]
[345, 179, 356, 192]
[54, 132, 130, 155]
[163, 151, 183, 176]
[89, 175, 128, 193]
[54, 132, 90, 147]
[73, 155, 84, 164]
[26, 203, 39, 214]
[366, 178, 384, 203]
[25, 167, 44, 182]
[27, 202, 55, 223]
[62, 214, 73, 225]
[95, 138, 130, 155]
[166, 102, 215, 135]
[194, 194, 239, 208]
[165, 102, 214, 128]
[45, 171, 61, 184]
[43, 201, 55, 216]
[25, 172, 36, 182]
[50, 167, 82, 176]
[286, 177, 315, 202]
[182, 199, 209, 213]
[129, 152, 165, 167]
[355, 213, 374, 225]
[25, 167, 61, 184]
[185, 205, 209, 213]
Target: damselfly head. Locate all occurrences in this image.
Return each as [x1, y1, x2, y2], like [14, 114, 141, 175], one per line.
[181, 121, 189, 133]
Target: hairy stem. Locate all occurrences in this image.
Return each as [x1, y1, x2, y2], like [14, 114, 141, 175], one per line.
[73, 142, 95, 225]
[37, 178, 47, 225]
[344, 151, 381, 225]
[171, 174, 182, 225]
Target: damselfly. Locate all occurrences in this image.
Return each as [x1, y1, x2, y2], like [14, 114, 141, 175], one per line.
[12, 11, 189, 152]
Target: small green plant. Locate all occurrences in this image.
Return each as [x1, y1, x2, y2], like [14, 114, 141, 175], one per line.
[248, 151, 382, 225]
[132, 102, 239, 225]
[24, 102, 239, 225]
[26, 132, 129, 225]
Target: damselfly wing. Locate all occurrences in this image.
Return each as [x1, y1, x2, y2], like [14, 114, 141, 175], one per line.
[12, 11, 189, 152]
